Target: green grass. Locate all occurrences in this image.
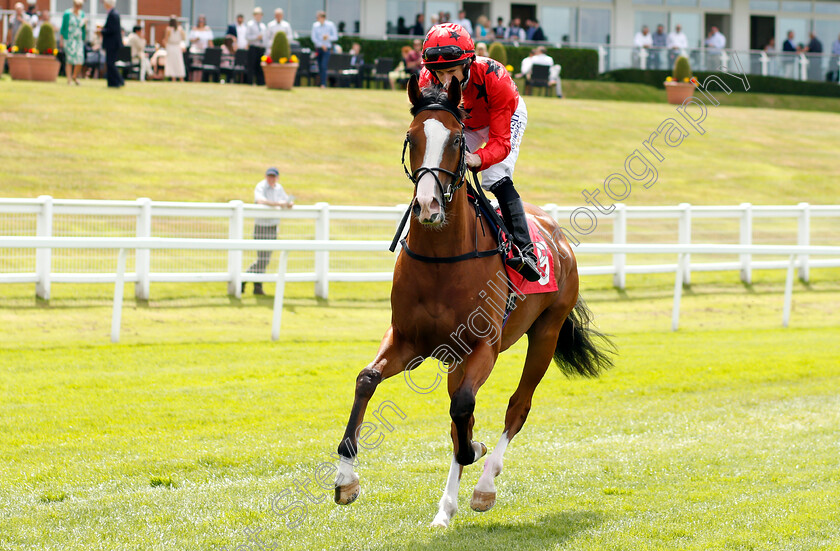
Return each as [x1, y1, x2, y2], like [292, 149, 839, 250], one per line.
[1, 80, 839, 206]
[1, 270, 839, 550]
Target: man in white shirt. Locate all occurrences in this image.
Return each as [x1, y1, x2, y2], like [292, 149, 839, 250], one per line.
[245, 7, 267, 84]
[520, 46, 562, 97]
[234, 14, 248, 50]
[266, 8, 294, 49]
[634, 26, 652, 68]
[244, 167, 294, 295]
[705, 26, 726, 52]
[667, 24, 688, 68]
[453, 10, 473, 36]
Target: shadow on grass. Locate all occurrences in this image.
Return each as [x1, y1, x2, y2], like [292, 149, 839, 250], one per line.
[396, 510, 603, 551]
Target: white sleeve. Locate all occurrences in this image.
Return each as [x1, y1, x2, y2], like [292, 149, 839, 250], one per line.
[254, 181, 267, 203]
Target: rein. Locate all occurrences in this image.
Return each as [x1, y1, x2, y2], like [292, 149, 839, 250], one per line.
[390, 103, 507, 263]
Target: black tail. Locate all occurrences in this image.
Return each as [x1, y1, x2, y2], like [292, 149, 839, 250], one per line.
[553, 297, 616, 378]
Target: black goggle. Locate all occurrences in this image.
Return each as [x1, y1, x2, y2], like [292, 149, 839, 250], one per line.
[422, 45, 474, 62]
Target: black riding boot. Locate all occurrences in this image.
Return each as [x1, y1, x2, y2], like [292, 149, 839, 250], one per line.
[489, 177, 541, 282]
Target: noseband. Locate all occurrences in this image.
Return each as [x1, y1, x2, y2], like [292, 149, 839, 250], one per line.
[400, 104, 467, 209]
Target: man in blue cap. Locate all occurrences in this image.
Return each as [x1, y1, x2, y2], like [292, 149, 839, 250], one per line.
[244, 167, 294, 295]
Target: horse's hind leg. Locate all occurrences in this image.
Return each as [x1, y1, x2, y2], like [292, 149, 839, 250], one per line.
[471, 313, 565, 512]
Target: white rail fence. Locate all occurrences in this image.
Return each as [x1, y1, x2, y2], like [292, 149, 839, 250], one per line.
[2, 197, 839, 302]
[2, 237, 839, 342]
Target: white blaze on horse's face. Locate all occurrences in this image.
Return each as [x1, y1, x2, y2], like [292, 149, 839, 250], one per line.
[415, 118, 449, 226]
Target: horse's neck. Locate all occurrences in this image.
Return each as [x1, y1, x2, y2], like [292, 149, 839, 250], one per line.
[406, 192, 474, 258]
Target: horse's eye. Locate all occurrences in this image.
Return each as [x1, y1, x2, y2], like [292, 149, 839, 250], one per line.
[453, 136, 461, 146]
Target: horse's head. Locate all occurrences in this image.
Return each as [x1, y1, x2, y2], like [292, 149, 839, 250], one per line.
[403, 74, 466, 227]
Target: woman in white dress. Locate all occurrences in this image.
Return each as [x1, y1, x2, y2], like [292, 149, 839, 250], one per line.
[164, 15, 186, 81]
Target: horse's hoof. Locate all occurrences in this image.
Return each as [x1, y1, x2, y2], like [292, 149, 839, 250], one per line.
[477, 442, 487, 459]
[470, 489, 496, 512]
[334, 479, 360, 505]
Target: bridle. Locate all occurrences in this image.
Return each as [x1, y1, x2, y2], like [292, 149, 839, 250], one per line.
[400, 103, 467, 210]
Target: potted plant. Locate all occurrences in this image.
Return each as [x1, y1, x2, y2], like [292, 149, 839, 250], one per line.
[30, 22, 61, 81]
[664, 55, 695, 105]
[7, 22, 36, 80]
[261, 31, 298, 90]
[488, 42, 506, 66]
[0, 43, 7, 76]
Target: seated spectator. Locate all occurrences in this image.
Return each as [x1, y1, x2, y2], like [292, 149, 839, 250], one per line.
[189, 14, 213, 54]
[475, 41, 488, 57]
[404, 38, 422, 75]
[521, 46, 562, 97]
[149, 42, 167, 79]
[221, 35, 236, 55]
[126, 25, 153, 81]
[388, 45, 412, 88]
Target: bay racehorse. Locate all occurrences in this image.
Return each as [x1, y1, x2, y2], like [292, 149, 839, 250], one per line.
[334, 75, 614, 527]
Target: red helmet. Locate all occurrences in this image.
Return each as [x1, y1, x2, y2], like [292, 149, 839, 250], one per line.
[422, 23, 475, 70]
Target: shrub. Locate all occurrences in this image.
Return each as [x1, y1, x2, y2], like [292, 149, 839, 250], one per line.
[35, 22, 57, 53]
[488, 42, 507, 66]
[270, 31, 290, 61]
[599, 68, 840, 98]
[673, 55, 691, 82]
[14, 22, 35, 52]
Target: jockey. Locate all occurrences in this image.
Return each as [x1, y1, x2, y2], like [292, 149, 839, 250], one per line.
[419, 22, 541, 282]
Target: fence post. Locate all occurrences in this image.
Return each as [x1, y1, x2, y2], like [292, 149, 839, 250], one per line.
[135, 197, 151, 300]
[678, 203, 692, 286]
[314, 202, 330, 299]
[272, 251, 290, 341]
[35, 195, 53, 300]
[112, 248, 127, 343]
[672, 253, 686, 331]
[598, 45, 606, 73]
[797, 202, 810, 283]
[739, 202, 752, 284]
[228, 200, 244, 297]
[613, 204, 626, 290]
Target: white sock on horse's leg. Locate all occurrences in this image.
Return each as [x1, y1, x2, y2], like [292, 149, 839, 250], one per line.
[475, 432, 510, 493]
[335, 455, 357, 486]
[431, 455, 462, 528]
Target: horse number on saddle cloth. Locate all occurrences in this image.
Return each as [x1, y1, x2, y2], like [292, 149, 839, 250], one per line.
[498, 207, 558, 295]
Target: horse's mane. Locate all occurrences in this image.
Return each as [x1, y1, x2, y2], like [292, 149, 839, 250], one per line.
[410, 86, 466, 121]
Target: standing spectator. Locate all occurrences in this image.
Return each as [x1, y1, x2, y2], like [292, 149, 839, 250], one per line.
[228, 14, 248, 51]
[395, 16, 409, 35]
[764, 37, 776, 51]
[831, 34, 840, 81]
[667, 23, 687, 67]
[651, 24, 666, 69]
[806, 32, 823, 80]
[188, 15, 213, 54]
[266, 8, 294, 50]
[409, 13, 425, 36]
[246, 7, 267, 85]
[163, 16, 186, 81]
[100, 0, 123, 88]
[634, 25, 652, 68]
[782, 30, 799, 78]
[33, 9, 50, 38]
[60, 0, 86, 85]
[783, 30, 798, 52]
[493, 17, 506, 40]
[705, 26, 726, 53]
[506, 18, 525, 41]
[311, 10, 337, 88]
[474, 15, 490, 40]
[526, 19, 546, 41]
[24, 0, 37, 21]
[7, 3, 31, 47]
[126, 25, 152, 81]
[244, 167, 293, 296]
[404, 38, 422, 75]
[454, 10, 473, 36]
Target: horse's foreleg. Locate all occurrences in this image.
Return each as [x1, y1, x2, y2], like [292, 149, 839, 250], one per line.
[471, 318, 561, 512]
[335, 326, 415, 505]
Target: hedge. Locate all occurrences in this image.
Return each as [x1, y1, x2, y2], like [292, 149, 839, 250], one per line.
[296, 37, 599, 80]
[600, 68, 840, 98]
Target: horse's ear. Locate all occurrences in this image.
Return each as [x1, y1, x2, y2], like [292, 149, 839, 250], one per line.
[447, 77, 462, 107]
[407, 74, 421, 106]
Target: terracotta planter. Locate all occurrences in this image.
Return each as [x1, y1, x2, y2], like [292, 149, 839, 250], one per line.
[7, 53, 31, 80]
[664, 81, 696, 105]
[0, 52, 7, 76]
[29, 54, 60, 82]
[262, 62, 298, 90]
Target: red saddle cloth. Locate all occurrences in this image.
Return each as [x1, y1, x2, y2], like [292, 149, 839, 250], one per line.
[498, 209, 558, 295]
